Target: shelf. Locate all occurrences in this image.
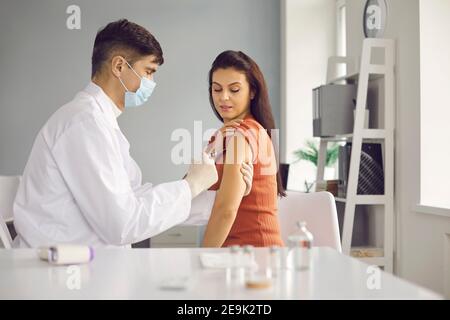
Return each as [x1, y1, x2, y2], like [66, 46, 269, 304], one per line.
[335, 195, 387, 205]
[356, 257, 387, 266]
[320, 133, 354, 142]
[350, 247, 386, 267]
[328, 72, 385, 85]
[320, 129, 388, 142]
[318, 39, 395, 272]
[351, 246, 384, 257]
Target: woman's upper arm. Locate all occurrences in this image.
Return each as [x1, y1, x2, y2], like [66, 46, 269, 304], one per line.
[213, 132, 253, 212]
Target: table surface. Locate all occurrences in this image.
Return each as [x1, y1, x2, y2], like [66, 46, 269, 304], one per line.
[0, 247, 443, 300]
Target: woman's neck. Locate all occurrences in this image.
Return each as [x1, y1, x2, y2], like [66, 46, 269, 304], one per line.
[223, 110, 251, 124]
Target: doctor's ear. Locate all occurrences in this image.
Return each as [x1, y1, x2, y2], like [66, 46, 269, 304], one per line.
[250, 90, 255, 100]
[111, 56, 126, 77]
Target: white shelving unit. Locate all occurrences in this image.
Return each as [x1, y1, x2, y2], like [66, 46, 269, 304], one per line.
[316, 38, 396, 273]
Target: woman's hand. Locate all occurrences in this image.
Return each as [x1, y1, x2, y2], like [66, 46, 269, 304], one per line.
[218, 119, 244, 136]
[205, 119, 244, 157]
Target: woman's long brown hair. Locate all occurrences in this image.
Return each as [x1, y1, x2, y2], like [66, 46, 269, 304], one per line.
[208, 50, 286, 197]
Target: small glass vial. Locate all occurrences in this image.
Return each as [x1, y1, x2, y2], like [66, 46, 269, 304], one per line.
[227, 245, 244, 282]
[287, 221, 314, 271]
[242, 245, 255, 279]
[267, 245, 281, 278]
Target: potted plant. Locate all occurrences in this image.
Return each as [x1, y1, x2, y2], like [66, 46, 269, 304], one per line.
[292, 139, 340, 192]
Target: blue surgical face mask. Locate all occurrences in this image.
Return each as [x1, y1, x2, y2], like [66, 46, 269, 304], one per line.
[118, 60, 156, 108]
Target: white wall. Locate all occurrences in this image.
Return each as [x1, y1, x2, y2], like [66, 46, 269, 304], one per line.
[281, 0, 336, 191]
[419, 0, 450, 209]
[0, 0, 281, 185]
[345, 0, 450, 296]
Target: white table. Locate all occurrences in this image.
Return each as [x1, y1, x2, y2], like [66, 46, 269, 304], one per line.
[0, 247, 442, 299]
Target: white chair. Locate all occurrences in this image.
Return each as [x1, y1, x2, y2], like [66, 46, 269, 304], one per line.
[0, 176, 20, 249]
[278, 190, 342, 252]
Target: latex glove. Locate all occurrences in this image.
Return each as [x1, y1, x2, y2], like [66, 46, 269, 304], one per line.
[241, 162, 254, 196]
[184, 151, 218, 199]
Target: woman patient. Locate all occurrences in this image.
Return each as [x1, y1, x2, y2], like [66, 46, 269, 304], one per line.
[202, 50, 286, 248]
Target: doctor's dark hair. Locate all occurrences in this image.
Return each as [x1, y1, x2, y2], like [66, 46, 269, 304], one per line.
[91, 19, 164, 77]
[208, 50, 286, 197]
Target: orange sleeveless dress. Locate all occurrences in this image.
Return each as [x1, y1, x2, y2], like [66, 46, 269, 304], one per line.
[208, 115, 284, 247]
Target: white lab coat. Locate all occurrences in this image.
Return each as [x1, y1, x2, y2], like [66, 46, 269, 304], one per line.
[13, 82, 192, 248]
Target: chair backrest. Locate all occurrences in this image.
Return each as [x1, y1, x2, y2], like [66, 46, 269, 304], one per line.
[278, 191, 342, 252]
[0, 176, 20, 248]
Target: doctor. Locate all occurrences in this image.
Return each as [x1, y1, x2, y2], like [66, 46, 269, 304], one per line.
[13, 19, 253, 248]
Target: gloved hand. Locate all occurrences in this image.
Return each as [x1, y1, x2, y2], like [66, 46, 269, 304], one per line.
[184, 151, 218, 199]
[241, 162, 254, 196]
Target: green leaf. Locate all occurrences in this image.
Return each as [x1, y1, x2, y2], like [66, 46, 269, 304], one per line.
[293, 139, 340, 168]
[326, 143, 340, 166]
